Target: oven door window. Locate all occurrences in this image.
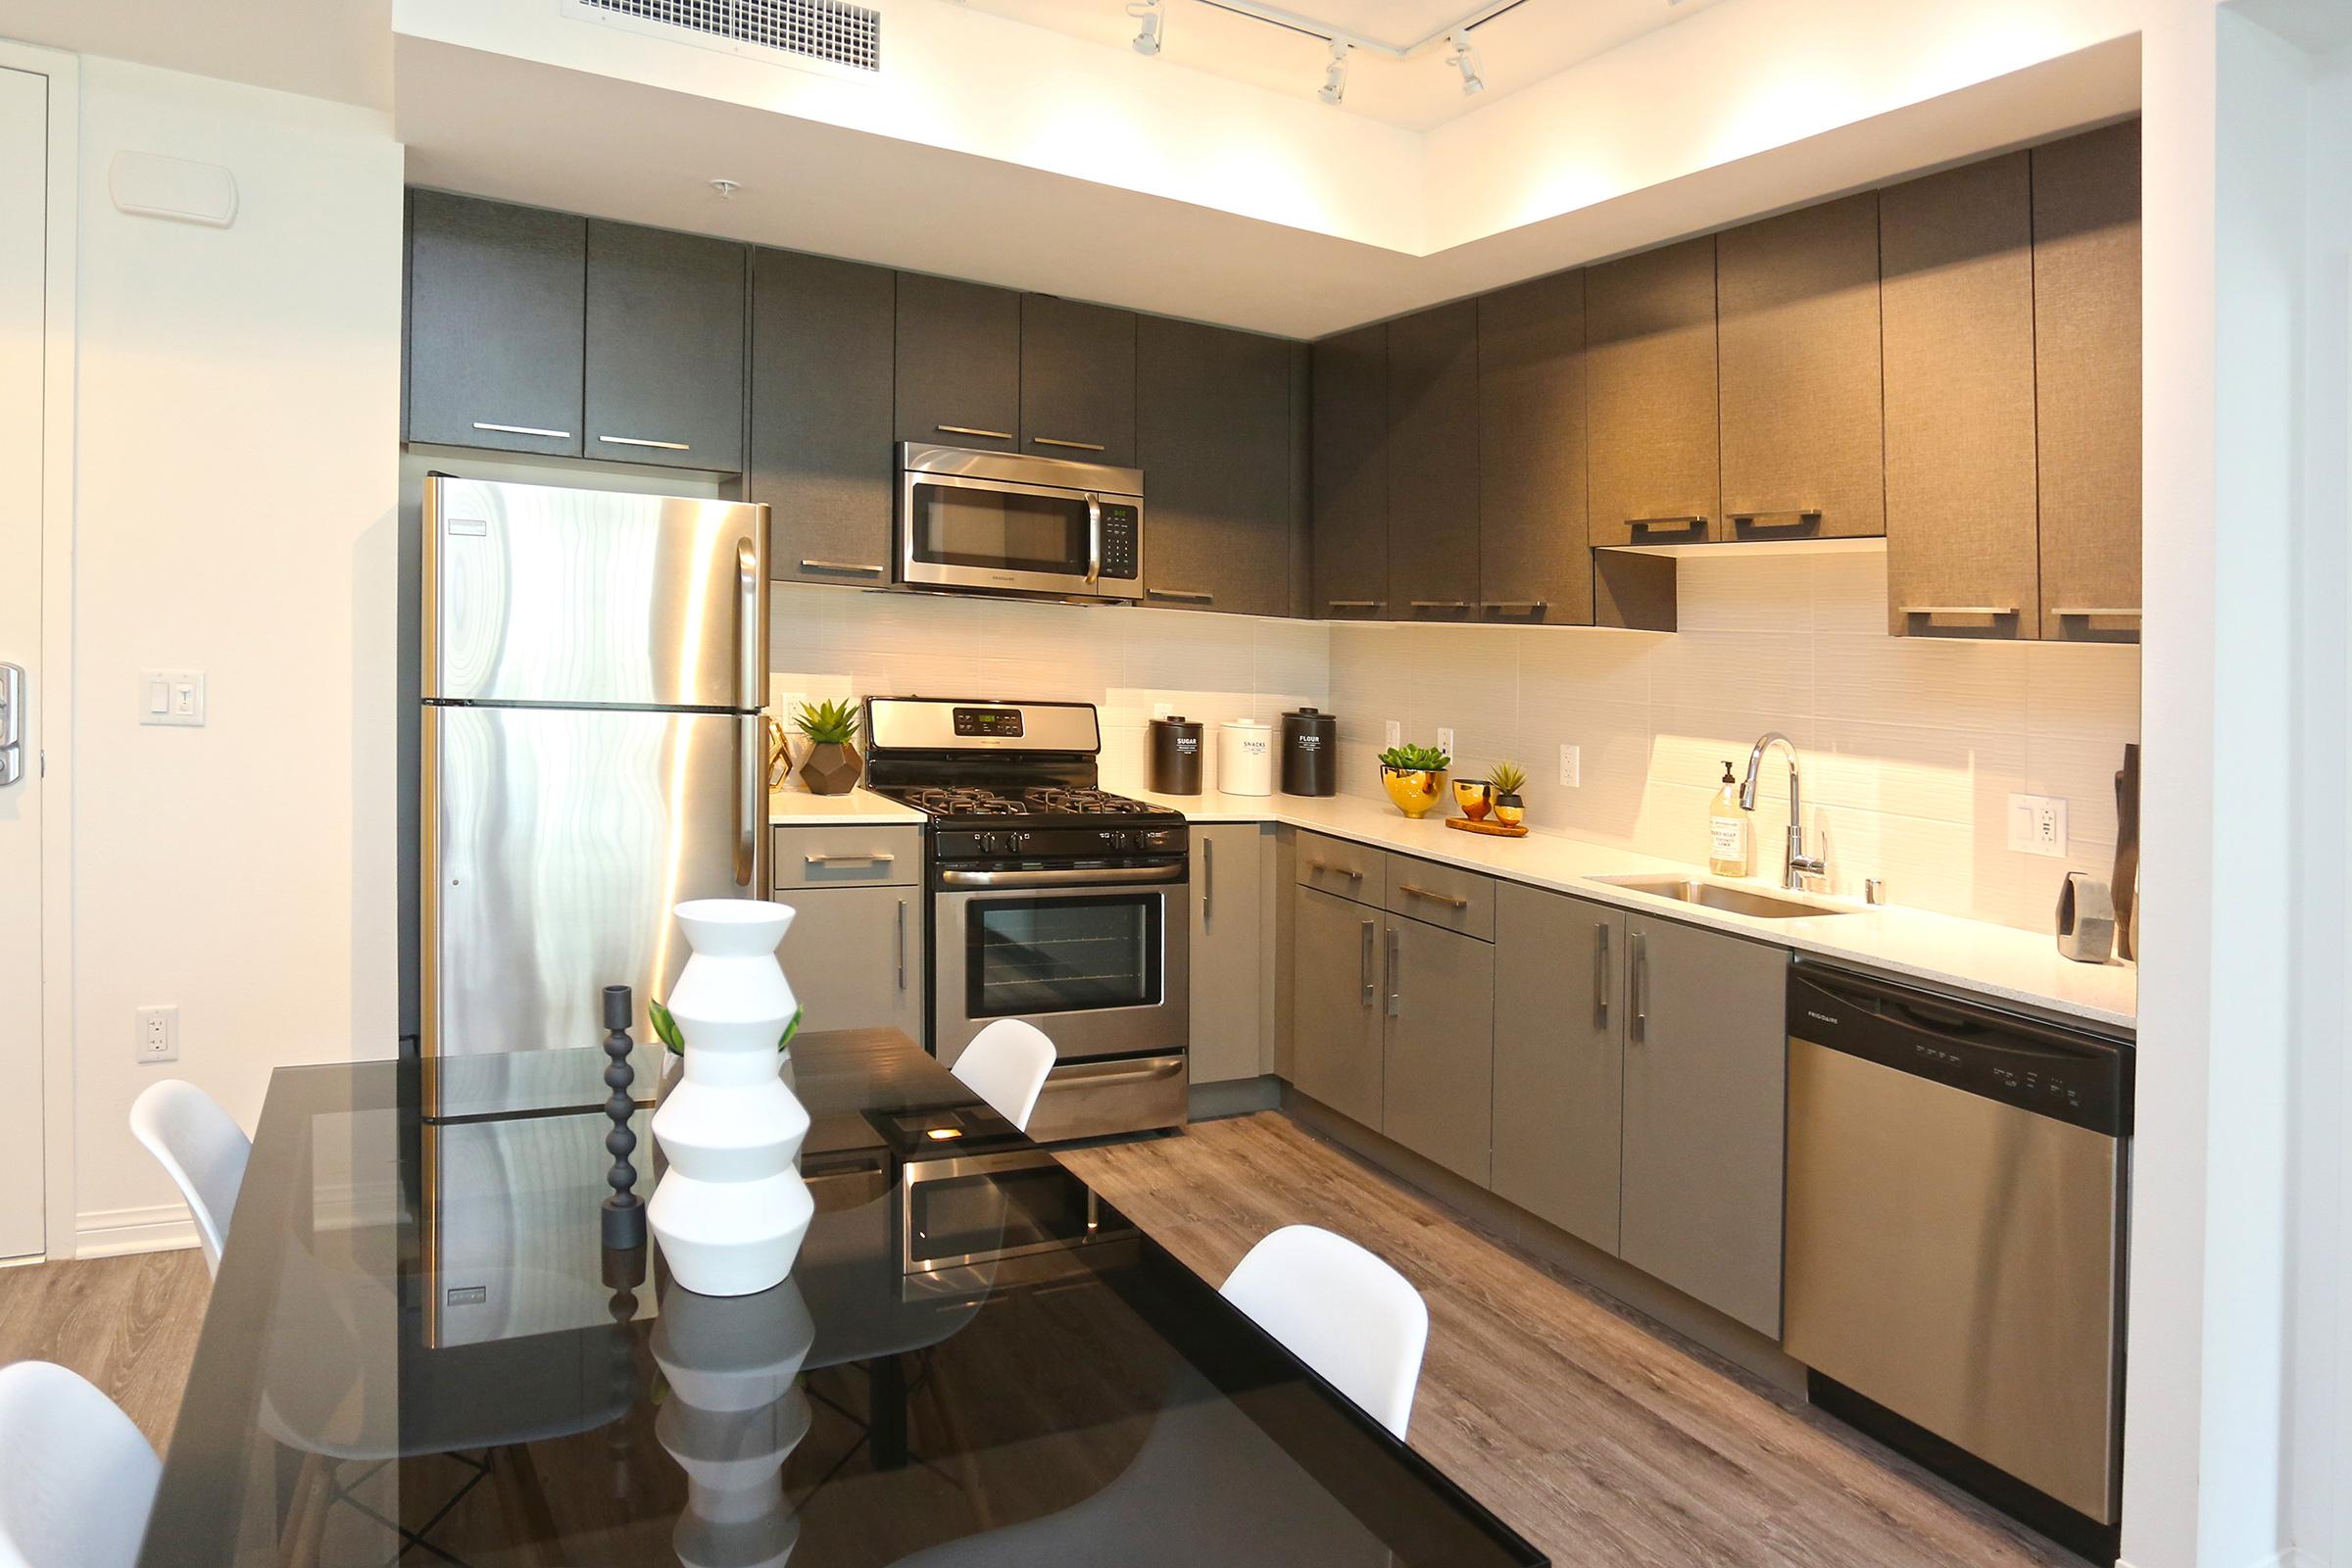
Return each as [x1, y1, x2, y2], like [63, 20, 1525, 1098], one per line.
[966, 894, 1161, 1018]
[908, 481, 1092, 576]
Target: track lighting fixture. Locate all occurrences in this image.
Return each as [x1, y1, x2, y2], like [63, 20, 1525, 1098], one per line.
[1127, 0, 1164, 56]
[1318, 40, 1352, 106]
[1446, 29, 1485, 95]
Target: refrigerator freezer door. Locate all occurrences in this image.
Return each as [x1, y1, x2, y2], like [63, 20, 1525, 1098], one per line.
[424, 475, 768, 710]
[424, 705, 761, 1117]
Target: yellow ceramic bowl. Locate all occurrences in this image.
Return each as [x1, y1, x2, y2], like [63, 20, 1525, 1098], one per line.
[1382, 767, 1447, 820]
[1494, 799, 1525, 828]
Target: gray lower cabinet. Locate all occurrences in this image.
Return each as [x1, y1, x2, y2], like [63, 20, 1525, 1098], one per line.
[1136, 318, 1302, 617]
[751, 249, 898, 586]
[1291, 883, 1384, 1128]
[405, 191, 585, 458]
[1191, 824, 1265, 1084]
[780, 886, 921, 1040]
[1491, 883, 1623, 1254]
[896, 271, 1021, 451]
[1382, 914, 1494, 1186]
[584, 220, 746, 472]
[1619, 915, 1788, 1338]
[1020, 294, 1137, 466]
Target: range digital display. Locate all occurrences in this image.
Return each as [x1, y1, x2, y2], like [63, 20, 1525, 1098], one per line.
[953, 708, 1025, 739]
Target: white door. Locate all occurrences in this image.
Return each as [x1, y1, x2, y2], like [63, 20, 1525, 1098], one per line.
[0, 66, 50, 1258]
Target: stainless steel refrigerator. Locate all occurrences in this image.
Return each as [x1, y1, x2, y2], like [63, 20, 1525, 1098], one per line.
[420, 475, 769, 1119]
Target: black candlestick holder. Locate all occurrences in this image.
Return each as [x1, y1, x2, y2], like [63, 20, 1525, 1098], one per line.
[601, 984, 647, 1250]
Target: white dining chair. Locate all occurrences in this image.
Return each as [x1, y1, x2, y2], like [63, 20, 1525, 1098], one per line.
[0, 1361, 161, 1568]
[949, 1019, 1057, 1133]
[1219, 1224, 1428, 1442]
[129, 1079, 251, 1278]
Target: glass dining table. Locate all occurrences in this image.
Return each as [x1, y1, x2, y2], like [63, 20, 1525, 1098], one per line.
[144, 1028, 1547, 1567]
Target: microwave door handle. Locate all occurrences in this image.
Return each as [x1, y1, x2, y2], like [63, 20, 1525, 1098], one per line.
[1085, 495, 1102, 587]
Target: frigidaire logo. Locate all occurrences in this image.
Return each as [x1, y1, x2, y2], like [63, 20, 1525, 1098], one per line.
[1805, 1009, 1839, 1026]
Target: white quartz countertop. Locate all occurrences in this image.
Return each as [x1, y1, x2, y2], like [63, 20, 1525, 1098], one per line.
[770, 780, 2135, 1032]
[1119, 786, 2137, 1034]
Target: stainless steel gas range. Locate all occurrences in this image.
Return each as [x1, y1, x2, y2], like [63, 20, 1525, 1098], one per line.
[863, 697, 1190, 1143]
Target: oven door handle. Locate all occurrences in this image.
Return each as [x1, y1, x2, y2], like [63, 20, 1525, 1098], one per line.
[937, 862, 1185, 890]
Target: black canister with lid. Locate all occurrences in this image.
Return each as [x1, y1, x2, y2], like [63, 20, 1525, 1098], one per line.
[1150, 715, 1204, 795]
[1281, 708, 1338, 797]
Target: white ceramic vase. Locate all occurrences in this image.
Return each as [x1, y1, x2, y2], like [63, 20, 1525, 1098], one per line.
[647, 899, 814, 1298]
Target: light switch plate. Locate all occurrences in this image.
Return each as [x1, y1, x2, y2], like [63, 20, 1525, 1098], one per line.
[139, 669, 206, 727]
[1435, 727, 1455, 758]
[1560, 744, 1581, 788]
[2007, 794, 2069, 857]
[1384, 719, 1401, 750]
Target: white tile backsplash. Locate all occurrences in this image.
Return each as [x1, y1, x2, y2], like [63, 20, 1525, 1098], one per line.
[771, 551, 2139, 936]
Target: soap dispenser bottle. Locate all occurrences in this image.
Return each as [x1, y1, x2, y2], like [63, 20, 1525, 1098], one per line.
[1708, 760, 1751, 877]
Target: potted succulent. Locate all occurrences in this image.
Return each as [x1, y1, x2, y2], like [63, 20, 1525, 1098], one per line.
[1377, 742, 1451, 820]
[792, 698, 862, 796]
[1489, 760, 1528, 827]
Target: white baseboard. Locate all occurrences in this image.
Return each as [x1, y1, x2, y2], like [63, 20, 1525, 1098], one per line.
[74, 1203, 197, 1259]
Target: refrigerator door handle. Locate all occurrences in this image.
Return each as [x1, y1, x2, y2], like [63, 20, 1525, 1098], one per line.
[737, 714, 760, 888]
[736, 536, 764, 889]
[737, 538, 763, 712]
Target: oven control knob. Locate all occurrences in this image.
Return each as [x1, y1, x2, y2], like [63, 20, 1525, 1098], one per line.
[979, 832, 1009, 857]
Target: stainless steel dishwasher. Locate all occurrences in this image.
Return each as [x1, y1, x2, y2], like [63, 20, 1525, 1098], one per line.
[1784, 961, 2131, 1564]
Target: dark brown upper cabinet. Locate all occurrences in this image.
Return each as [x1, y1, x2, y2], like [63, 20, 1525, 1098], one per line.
[406, 191, 586, 459]
[1477, 270, 1591, 625]
[583, 220, 746, 472]
[750, 249, 897, 587]
[895, 272, 1021, 452]
[1881, 152, 2040, 639]
[1136, 318, 1301, 617]
[1716, 193, 1884, 542]
[1586, 236, 1720, 549]
[2033, 121, 2142, 643]
[1386, 301, 1482, 619]
[1020, 295, 1137, 467]
[1311, 322, 1390, 618]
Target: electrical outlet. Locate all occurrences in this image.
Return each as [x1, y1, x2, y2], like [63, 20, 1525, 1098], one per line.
[2007, 794, 2069, 858]
[1559, 744, 1581, 788]
[1151, 701, 1172, 720]
[1435, 727, 1455, 758]
[1384, 719, 1401, 750]
[136, 1004, 178, 1063]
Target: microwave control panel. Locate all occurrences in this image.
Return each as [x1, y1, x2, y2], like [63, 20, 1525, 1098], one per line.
[1100, 502, 1140, 581]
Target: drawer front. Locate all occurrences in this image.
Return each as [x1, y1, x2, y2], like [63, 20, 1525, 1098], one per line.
[1295, 831, 1385, 906]
[1384, 857, 1495, 942]
[770, 825, 922, 890]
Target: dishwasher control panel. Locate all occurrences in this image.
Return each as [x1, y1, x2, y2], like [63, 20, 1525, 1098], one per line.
[1788, 966, 2130, 1137]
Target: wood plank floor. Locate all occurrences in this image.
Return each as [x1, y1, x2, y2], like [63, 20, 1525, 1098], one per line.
[0, 1248, 211, 1452]
[1061, 1111, 2086, 1568]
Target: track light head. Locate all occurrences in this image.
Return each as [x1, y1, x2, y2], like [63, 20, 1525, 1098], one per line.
[1446, 30, 1485, 96]
[1127, 0, 1164, 56]
[1318, 40, 1351, 106]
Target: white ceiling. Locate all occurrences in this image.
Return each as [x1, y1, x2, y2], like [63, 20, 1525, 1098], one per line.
[961, 0, 1725, 130]
[0, 0, 393, 108]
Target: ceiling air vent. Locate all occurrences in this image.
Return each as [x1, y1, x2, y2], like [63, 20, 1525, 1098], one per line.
[572, 0, 881, 75]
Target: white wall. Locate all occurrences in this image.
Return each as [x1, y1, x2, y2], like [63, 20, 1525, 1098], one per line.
[1323, 551, 2141, 933]
[68, 59, 404, 1253]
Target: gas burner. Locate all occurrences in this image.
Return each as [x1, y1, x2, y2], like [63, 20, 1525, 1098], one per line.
[1021, 786, 1158, 815]
[901, 786, 1032, 816]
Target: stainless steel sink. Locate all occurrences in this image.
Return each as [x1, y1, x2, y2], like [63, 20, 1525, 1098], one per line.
[1592, 874, 1856, 920]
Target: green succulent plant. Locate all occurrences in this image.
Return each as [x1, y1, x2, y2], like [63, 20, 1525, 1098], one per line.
[1489, 760, 1528, 797]
[792, 698, 860, 746]
[1378, 743, 1452, 773]
[648, 997, 803, 1056]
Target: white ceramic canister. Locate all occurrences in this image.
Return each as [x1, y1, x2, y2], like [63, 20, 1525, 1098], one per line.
[1218, 719, 1274, 796]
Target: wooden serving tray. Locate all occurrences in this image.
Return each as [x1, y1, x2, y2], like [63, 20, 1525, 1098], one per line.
[1446, 816, 1528, 839]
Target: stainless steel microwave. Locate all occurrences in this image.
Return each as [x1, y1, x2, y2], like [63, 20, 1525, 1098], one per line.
[897, 443, 1144, 604]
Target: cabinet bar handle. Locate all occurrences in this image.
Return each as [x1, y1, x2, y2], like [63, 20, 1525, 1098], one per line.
[1033, 437, 1107, 452]
[1900, 605, 2019, 617]
[599, 435, 691, 451]
[1326, 600, 1383, 611]
[1729, 509, 1822, 529]
[1358, 920, 1375, 1005]
[801, 560, 886, 577]
[1594, 923, 1611, 1027]
[1148, 589, 1214, 604]
[1398, 883, 1469, 910]
[1629, 931, 1648, 1043]
[472, 421, 570, 439]
[805, 852, 896, 865]
[1408, 601, 1470, 611]
[1483, 601, 1547, 613]
[937, 424, 1013, 442]
[1627, 515, 1707, 533]
[896, 899, 906, 990]
[1305, 858, 1363, 880]
[1387, 925, 1401, 1018]
[2053, 607, 2143, 619]
[1203, 838, 1214, 927]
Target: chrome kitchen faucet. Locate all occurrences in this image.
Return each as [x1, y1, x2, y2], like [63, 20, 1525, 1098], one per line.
[1741, 731, 1828, 892]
